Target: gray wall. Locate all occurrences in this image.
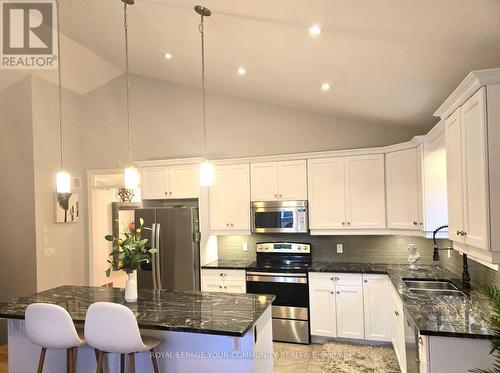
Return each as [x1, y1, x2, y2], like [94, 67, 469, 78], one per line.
[82, 74, 419, 169]
[31, 76, 88, 291]
[0, 78, 38, 344]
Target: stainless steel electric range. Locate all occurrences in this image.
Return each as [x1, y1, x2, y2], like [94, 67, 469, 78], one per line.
[245, 242, 311, 344]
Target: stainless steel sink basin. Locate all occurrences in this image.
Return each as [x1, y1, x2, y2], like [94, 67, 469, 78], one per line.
[403, 279, 465, 296]
[408, 288, 465, 296]
[403, 279, 458, 290]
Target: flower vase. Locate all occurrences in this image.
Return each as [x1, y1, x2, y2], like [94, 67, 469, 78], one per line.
[125, 272, 138, 302]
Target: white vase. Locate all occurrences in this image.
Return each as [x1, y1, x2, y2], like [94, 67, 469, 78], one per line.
[125, 272, 138, 303]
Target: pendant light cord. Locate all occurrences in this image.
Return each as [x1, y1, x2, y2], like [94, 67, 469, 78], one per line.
[198, 13, 208, 159]
[124, 2, 133, 164]
[56, 0, 64, 170]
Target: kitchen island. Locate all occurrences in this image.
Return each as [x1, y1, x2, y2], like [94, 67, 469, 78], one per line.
[0, 285, 274, 373]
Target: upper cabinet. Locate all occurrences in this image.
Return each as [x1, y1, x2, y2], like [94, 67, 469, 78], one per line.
[250, 160, 307, 201]
[308, 154, 386, 232]
[386, 148, 421, 230]
[209, 163, 251, 234]
[435, 68, 500, 263]
[141, 165, 198, 200]
[446, 89, 489, 251]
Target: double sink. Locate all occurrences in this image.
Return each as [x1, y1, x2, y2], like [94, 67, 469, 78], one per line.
[403, 279, 465, 296]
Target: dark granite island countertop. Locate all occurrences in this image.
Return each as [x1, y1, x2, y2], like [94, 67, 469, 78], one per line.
[202, 259, 256, 270]
[0, 285, 275, 337]
[309, 262, 494, 340]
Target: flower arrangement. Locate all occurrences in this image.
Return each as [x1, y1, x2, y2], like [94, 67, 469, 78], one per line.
[104, 218, 157, 277]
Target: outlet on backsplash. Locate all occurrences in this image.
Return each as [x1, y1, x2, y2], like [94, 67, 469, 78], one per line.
[242, 242, 248, 252]
[336, 244, 343, 253]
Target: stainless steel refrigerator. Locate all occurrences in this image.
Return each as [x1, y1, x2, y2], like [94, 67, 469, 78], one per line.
[112, 201, 201, 291]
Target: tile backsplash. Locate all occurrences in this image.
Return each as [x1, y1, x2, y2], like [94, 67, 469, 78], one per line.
[217, 234, 500, 287]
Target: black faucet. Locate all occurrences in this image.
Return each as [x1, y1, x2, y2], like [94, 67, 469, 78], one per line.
[432, 225, 471, 288]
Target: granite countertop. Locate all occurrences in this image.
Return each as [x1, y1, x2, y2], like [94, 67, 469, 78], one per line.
[310, 262, 493, 340]
[0, 285, 275, 337]
[202, 259, 256, 270]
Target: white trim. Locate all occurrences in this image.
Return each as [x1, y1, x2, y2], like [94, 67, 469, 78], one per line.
[424, 119, 446, 143]
[434, 68, 500, 119]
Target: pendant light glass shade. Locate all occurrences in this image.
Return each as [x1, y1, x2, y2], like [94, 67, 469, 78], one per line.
[124, 165, 139, 190]
[56, 171, 71, 193]
[199, 160, 214, 187]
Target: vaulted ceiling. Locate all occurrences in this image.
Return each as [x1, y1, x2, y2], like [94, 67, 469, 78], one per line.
[55, 0, 500, 131]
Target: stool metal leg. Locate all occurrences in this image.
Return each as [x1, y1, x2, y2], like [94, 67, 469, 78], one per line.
[129, 353, 135, 373]
[120, 354, 125, 373]
[37, 348, 47, 373]
[96, 351, 105, 373]
[150, 349, 160, 373]
[66, 347, 76, 373]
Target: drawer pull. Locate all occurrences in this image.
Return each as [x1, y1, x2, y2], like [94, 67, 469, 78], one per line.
[395, 311, 399, 316]
[330, 277, 340, 281]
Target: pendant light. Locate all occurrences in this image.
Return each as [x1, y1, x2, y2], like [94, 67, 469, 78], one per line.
[122, 0, 139, 190]
[55, 0, 71, 194]
[195, 5, 214, 187]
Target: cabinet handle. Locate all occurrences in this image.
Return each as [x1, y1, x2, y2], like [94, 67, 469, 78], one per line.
[274, 194, 278, 198]
[462, 231, 467, 236]
[330, 277, 340, 281]
[456, 230, 461, 236]
[219, 286, 222, 289]
[169, 191, 172, 195]
[230, 223, 234, 227]
[413, 221, 418, 226]
[220, 273, 227, 277]
[164, 192, 168, 195]
[419, 222, 423, 226]
[395, 311, 399, 316]
[330, 291, 334, 295]
[347, 222, 351, 225]
[364, 280, 368, 283]
[224, 286, 227, 289]
[341, 222, 345, 226]
[336, 291, 340, 295]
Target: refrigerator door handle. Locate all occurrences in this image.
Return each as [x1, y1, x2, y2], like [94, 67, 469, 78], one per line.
[151, 223, 158, 290]
[156, 223, 162, 289]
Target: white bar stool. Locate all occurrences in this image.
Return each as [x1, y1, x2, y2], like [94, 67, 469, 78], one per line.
[25, 303, 85, 373]
[84, 302, 161, 373]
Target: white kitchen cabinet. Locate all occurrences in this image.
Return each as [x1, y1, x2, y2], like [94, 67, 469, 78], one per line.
[345, 155, 386, 229]
[209, 164, 250, 233]
[308, 155, 386, 231]
[309, 273, 364, 340]
[309, 284, 337, 337]
[335, 285, 365, 339]
[391, 285, 406, 373]
[446, 108, 466, 244]
[362, 274, 392, 342]
[386, 148, 420, 230]
[308, 158, 346, 230]
[201, 269, 246, 293]
[251, 160, 307, 201]
[141, 165, 198, 200]
[436, 69, 500, 263]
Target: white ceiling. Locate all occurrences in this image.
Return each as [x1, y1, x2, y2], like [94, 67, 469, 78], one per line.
[58, 0, 500, 130]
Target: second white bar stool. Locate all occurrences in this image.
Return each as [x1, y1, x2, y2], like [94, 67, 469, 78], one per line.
[85, 302, 161, 373]
[25, 303, 85, 373]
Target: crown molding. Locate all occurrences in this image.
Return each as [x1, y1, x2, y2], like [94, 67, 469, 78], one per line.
[434, 68, 500, 119]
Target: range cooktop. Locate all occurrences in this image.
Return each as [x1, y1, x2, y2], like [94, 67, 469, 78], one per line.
[248, 242, 312, 273]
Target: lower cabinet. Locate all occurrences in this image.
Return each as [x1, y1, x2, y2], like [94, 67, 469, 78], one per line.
[201, 269, 246, 293]
[391, 284, 407, 373]
[363, 274, 392, 342]
[309, 273, 364, 340]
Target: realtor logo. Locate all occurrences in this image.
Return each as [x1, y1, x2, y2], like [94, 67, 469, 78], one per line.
[0, 0, 58, 69]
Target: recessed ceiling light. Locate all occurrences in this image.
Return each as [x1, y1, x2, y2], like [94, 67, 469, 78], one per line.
[164, 52, 173, 60]
[237, 67, 247, 76]
[308, 25, 322, 36]
[321, 83, 331, 91]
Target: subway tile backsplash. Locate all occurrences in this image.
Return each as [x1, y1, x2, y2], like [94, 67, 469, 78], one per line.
[217, 234, 499, 287]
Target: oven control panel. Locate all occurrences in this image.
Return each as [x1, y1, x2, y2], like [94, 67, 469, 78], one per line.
[256, 242, 311, 254]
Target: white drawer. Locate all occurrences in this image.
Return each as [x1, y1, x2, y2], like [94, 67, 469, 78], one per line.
[309, 272, 362, 286]
[201, 269, 246, 282]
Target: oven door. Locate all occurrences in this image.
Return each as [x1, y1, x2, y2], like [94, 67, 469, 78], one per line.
[246, 272, 310, 344]
[252, 207, 302, 233]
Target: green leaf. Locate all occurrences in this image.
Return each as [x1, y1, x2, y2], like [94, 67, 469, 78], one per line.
[104, 235, 114, 241]
[105, 267, 111, 277]
[139, 217, 144, 227]
[149, 248, 158, 254]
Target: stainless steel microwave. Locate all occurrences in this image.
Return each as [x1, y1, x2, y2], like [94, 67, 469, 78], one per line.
[251, 201, 308, 233]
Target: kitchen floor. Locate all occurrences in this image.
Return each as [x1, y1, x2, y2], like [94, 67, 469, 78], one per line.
[274, 342, 323, 373]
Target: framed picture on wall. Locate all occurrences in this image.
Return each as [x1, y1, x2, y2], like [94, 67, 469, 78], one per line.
[55, 193, 79, 223]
